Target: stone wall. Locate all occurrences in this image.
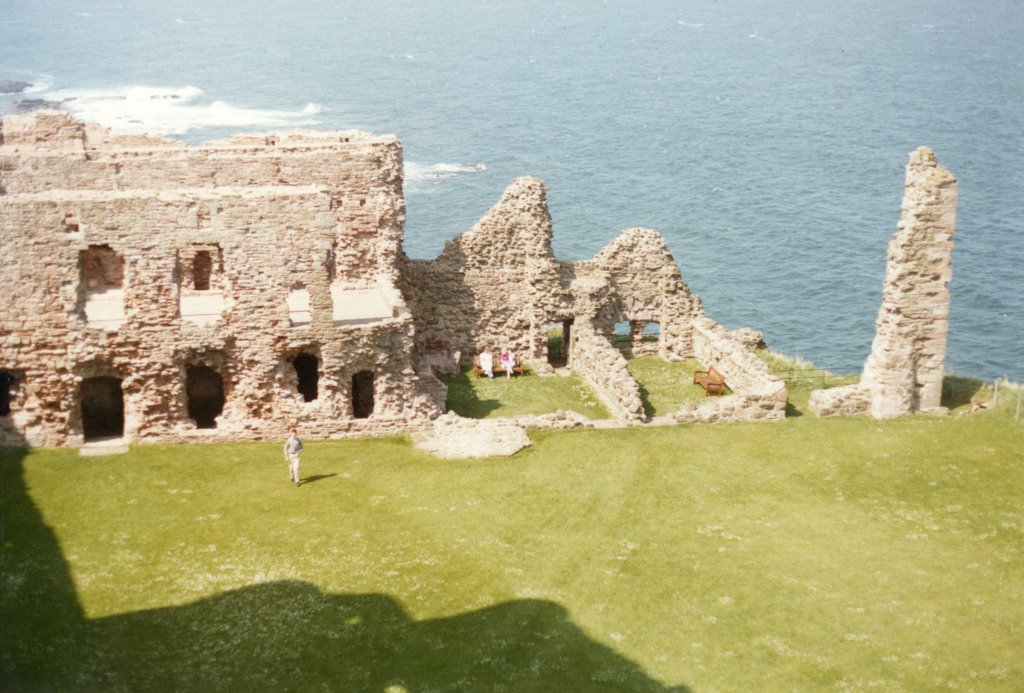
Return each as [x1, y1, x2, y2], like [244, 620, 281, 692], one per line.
[1, 111, 442, 447]
[589, 228, 704, 361]
[677, 318, 787, 423]
[810, 147, 957, 419]
[568, 319, 646, 424]
[1, 111, 788, 445]
[400, 177, 568, 371]
[401, 179, 776, 425]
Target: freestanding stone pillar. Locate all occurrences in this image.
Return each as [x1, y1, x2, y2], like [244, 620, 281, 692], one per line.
[810, 147, 958, 419]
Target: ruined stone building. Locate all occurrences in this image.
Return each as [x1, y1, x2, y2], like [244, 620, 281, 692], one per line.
[7, 112, 960, 448]
[1, 111, 443, 447]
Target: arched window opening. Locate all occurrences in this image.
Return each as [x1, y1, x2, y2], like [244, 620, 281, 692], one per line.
[293, 354, 319, 402]
[192, 250, 213, 290]
[0, 371, 16, 417]
[352, 371, 374, 419]
[80, 376, 124, 441]
[187, 365, 225, 429]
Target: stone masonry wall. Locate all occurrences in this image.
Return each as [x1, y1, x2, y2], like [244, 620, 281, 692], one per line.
[401, 178, 770, 425]
[683, 318, 788, 423]
[2, 112, 788, 444]
[589, 228, 704, 360]
[568, 319, 646, 424]
[1, 111, 442, 447]
[401, 181, 708, 377]
[400, 177, 568, 371]
[810, 147, 957, 419]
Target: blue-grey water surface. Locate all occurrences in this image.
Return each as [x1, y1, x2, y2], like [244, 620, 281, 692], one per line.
[2, 0, 1022, 380]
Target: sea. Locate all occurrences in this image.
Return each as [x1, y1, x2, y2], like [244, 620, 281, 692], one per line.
[2, 0, 1022, 381]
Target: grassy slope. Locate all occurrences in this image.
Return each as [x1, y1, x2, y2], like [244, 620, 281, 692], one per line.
[3, 391, 1022, 691]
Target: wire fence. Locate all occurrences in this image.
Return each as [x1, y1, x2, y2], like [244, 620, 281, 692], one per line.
[769, 368, 855, 389]
[993, 378, 1024, 423]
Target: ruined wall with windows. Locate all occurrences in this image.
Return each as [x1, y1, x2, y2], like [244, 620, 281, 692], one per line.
[2, 111, 791, 447]
[0, 111, 441, 447]
[401, 178, 779, 425]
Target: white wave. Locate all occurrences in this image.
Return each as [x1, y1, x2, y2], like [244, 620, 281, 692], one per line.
[404, 162, 487, 185]
[23, 77, 54, 93]
[34, 85, 323, 134]
[677, 20, 704, 27]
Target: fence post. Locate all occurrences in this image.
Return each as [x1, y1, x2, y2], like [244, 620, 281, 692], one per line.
[1016, 396, 1022, 423]
[994, 378, 1001, 406]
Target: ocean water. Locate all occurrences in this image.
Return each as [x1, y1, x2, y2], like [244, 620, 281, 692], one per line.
[2, 0, 1022, 381]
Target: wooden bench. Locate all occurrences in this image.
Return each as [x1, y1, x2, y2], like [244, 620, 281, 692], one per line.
[693, 365, 726, 396]
[472, 352, 524, 378]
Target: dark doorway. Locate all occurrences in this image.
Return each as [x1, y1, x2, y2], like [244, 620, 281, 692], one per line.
[0, 371, 16, 417]
[187, 366, 224, 429]
[192, 251, 212, 290]
[352, 371, 374, 419]
[547, 319, 573, 367]
[80, 376, 124, 440]
[293, 354, 319, 402]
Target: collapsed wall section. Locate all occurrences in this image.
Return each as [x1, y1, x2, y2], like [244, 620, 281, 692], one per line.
[589, 228, 704, 360]
[401, 177, 568, 371]
[668, 318, 787, 423]
[810, 147, 957, 419]
[403, 179, 780, 425]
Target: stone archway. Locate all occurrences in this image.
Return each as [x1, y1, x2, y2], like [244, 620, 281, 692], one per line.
[186, 365, 224, 429]
[80, 376, 124, 441]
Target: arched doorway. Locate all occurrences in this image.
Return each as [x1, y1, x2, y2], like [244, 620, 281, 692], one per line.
[80, 376, 124, 440]
[293, 354, 319, 402]
[187, 365, 224, 429]
[352, 371, 374, 419]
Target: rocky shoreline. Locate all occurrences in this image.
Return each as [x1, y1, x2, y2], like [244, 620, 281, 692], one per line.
[0, 79, 32, 94]
[0, 79, 68, 115]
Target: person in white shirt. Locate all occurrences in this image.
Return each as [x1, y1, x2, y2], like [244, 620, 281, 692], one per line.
[283, 428, 304, 487]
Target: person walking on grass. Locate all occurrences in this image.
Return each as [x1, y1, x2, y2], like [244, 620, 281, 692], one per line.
[284, 427, 304, 487]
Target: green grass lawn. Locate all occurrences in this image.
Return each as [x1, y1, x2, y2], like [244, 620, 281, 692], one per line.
[626, 357, 720, 417]
[3, 383, 1023, 692]
[439, 368, 611, 420]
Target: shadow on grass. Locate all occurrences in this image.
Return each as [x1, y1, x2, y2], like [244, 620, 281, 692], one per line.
[942, 375, 987, 411]
[437, 370, 502, 419]
[637, 381, 655, 420]
[300, 473, 338, 486]
[1, 449, 688, 692]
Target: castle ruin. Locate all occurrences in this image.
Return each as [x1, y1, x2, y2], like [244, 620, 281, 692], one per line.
[2, 112, 952, 449]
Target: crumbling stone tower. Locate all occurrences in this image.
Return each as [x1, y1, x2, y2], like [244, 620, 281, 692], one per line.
[0, 111, 442, 447]
[810, 147, 958, 418]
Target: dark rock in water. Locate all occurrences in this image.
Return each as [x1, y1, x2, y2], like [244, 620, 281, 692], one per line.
[0, 80, 33, 94]
[8, 98, 67, 114]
